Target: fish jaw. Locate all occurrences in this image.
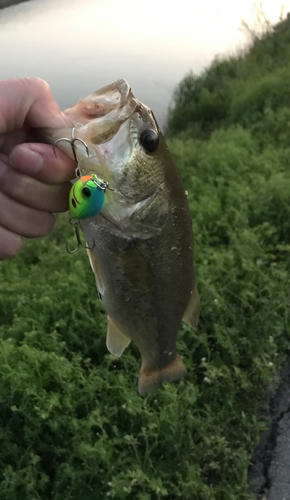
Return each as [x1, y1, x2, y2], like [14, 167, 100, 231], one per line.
[40, 79, 138, 178]
[65, 79, 137, 124]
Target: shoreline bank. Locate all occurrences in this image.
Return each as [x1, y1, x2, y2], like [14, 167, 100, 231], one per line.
[0, 0, 30, 9]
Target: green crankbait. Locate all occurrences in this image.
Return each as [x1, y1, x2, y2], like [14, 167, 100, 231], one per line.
[69, 174, 107, 219]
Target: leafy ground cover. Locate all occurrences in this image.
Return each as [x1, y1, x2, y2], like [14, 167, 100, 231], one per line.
[1, 14, 290, 500]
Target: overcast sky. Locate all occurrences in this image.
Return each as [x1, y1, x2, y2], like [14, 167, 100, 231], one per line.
[0, 0, 288, 123]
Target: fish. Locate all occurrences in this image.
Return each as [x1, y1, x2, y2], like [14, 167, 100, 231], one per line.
[43, 79, 199, 395]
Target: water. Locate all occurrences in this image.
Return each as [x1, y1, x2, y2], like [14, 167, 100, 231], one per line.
[1, 0, 281, 128]
[0, 0, 230, 128]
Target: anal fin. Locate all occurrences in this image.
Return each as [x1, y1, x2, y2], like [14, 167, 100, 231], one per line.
[182, 281, 199, 329]
[106, 316, 131, 357]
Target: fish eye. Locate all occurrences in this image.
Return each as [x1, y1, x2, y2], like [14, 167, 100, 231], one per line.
[139, 129, 159, 153]
[82, 187, 91, 198]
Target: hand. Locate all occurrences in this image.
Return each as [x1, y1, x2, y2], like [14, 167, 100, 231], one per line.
[0, 77, 75, 260]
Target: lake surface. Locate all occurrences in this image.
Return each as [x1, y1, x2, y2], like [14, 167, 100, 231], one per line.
[0, 0, 279, 128]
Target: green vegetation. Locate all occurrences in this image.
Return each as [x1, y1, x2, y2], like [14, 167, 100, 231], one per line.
[1, 14, 290, 500]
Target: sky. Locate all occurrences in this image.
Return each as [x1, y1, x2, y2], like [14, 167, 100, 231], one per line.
[2, 0, 288, 66]
[23, 0, 287, 59]
[0, 0, 289, 125]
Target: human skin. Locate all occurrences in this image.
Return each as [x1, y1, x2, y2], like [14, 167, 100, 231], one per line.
[0, 77, 75, 259]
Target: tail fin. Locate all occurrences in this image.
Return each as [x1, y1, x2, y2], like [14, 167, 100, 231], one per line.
[138, 354, 186, 396]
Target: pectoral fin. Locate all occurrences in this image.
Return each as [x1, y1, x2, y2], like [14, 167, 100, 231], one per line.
[86, 248, 104, 294]
[106, 316, 131, 357]
[182, 282, 199, 329]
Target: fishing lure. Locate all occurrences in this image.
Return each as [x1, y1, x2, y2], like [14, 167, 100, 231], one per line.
[53, 128, 110, 252]
[69, 174, 108, 219]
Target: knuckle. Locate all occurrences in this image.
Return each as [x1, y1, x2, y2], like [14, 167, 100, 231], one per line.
[24, 76, 51, 95]
[4, 170, 33, 202]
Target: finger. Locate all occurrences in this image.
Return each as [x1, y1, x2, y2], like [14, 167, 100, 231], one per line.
[0, 158, 70, 213]
[0, 77, 73, 135]
[0, 225, 23, 260]
[9, 142, 75, 184]
[0, 190, 55, 238]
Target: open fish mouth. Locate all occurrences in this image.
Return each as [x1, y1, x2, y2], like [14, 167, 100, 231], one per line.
[42, 79, 157, 186]
[65, 79, 138, 140]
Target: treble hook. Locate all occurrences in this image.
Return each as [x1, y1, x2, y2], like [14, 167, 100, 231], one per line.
[53, 127, 90, 177]
[66, 219, 94, 254]
[91, 175, 115, 192]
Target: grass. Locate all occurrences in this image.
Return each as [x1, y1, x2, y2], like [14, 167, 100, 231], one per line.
[1, 12, 290, 500]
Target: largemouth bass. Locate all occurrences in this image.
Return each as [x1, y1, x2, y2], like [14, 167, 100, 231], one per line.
[44, 79, 199, 395]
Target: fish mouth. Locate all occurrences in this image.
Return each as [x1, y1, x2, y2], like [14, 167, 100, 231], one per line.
[65, 79, 138, 128]
[42, 79, 138, 149]
[64, 79, 157, 149]
[42, 80, 157, 184]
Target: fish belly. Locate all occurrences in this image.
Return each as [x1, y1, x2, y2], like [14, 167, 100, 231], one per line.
[81, 205, 195, 394]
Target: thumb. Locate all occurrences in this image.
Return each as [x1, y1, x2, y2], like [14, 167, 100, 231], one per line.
[0, 77, 73, 133]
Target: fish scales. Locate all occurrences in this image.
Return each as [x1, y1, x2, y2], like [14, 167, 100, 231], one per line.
[43, 79, 199, 394]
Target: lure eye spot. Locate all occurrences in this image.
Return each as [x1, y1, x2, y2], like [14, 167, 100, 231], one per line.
[71, 198, 77, 208]
[82, 187, 91, 198]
